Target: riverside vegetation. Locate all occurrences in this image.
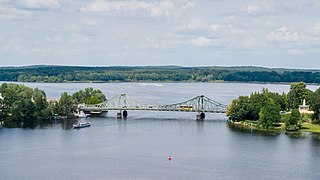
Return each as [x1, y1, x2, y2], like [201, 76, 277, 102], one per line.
[227, 82, 320, 132]
[1, 82, 320, 133]
[0, 83, 105, 127]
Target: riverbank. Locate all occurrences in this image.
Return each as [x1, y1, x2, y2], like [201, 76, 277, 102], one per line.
[231, 121, 320, 134]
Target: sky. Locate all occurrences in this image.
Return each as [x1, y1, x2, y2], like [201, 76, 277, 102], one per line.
[0, 0, 320, 69]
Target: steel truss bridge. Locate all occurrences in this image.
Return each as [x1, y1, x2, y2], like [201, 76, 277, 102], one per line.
[80, 94, 227, 120]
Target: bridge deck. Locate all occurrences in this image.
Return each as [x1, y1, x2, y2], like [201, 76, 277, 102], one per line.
[81, 94, 228, 114]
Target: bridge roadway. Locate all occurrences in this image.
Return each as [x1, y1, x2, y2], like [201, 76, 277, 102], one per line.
[80, 94, 227, 120]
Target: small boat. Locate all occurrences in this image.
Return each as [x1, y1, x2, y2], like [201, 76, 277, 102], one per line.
[73, 122, 90, 128]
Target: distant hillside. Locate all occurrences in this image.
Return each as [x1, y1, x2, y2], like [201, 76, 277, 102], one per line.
[0, 65, 319, 83]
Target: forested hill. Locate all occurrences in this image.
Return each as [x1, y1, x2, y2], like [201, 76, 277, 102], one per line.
[0, 65, 319, 83]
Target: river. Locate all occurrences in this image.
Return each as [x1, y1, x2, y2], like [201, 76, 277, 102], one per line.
[0, 82, 320, 180]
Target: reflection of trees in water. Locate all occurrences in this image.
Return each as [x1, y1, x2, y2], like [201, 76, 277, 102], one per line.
[285, 132, 309, 139]
[311, 133, 320, 141]
[61, 119, 75, 130]
[227, 123, 281, 137]
[2, 118, 75, 129]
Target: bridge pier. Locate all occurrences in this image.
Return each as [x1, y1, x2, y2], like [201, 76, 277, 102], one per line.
[117, 112, 122, 119]
[123, 110, 128, 119]
[196, 112, 205, 121]
[117, 110, 128, 119]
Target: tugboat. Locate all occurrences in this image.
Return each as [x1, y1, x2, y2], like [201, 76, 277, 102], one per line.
[73, 122, 90, 129]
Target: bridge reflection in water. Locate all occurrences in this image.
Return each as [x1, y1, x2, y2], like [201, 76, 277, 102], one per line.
[80, 94, 227, 120]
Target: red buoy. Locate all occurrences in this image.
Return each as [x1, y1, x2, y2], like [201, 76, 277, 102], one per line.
[168, 155, 172, 161]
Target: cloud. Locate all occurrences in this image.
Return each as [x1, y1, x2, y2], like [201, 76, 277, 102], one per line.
[45, 36, 62, 42]
[80, 0, 175, 17]
[176, 18, 209, 35]
[190, 36, 211, 46]
[288, 49, 303, 55]
[266, 26, 299, 42]
[211, 24, 246, 35]
[181, 2, 195, 10]
[44, 34, 92, 44]
[1, 44, 27, 53]
[244, 36, 256, 48]
[0, 6, 32, 20]
[19, 0, 61, 9]
[247, 5, 260, 14]
[314, 21, 320, 32]
[67, 34, 92, 44]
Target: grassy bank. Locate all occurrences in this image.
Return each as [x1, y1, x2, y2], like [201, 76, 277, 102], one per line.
[301, 123, 320, 133]
[231, 121, 320, 134]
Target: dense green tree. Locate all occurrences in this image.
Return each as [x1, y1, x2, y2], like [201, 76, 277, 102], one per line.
[85, 96, 101, 105]
[12, 99, 35, 121]
[248, 91, 268, 120]
[32, 88, 48, 118]
[287, 82, 307, 109]
[0, 83, 52, 121]
[56, 92, 76, 116]
[72, 87, 106, 104]
[311, 88, 320, 123]
[259, 98, 281, 129]
[227, 96, 250, 121]
[285, 109, 301, 130]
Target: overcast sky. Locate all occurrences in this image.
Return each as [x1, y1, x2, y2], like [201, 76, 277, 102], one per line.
[1, 0, 320, 68]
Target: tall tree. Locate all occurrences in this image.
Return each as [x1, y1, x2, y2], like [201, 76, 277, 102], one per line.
[227, 96, 250, 121]
[72, 87, 106, 104]
[57, 92, 76, 116]
[287, 82, 307, 109]
[259, 98, 281, 129]
[32, 88, 48, 118]
[285, 109, 301, 130]
[311, 88, 320, 123]
[12, 99, 35, 121]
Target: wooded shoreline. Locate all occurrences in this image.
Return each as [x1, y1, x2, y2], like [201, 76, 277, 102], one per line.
[1, 65, 320, 84]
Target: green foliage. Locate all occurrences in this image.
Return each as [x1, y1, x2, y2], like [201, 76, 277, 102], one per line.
[72, 87, 106, 104]
[228, 88, 285, 123]
[311, 88, 320, 123]
[56, 92, 76, 116]
[285, 109, 302, 130]
[1, 65, 320, 83]
[85, 96, 101, 105]
[227, 96, 250, 121]
[12, 99, 35, 121]
[0, 83, 50, 121]
[32, 88, 48, 118]
[287, 82, 307, 109]
[259, 99, 281, 129]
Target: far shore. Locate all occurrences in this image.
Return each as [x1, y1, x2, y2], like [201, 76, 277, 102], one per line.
[0, 80, 319, 86]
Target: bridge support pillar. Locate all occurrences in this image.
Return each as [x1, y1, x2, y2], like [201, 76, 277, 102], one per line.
[196, 112, 205, 121]
[117, 112, 122, 119]
[123, 110, 128, 119]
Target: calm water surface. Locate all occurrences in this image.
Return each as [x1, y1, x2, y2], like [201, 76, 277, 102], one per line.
[0, 82, 320, 180]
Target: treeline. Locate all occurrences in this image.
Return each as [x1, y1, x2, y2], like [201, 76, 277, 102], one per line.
[0, 83, 106, 124]
[227, 82, 320, 130]
[0, 65, 320, 83]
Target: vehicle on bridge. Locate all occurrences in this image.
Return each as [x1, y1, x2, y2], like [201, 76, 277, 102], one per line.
[179, 105, 193, 111]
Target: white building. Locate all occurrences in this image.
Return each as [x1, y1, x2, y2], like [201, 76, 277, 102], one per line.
[299, 99, 314, 114]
